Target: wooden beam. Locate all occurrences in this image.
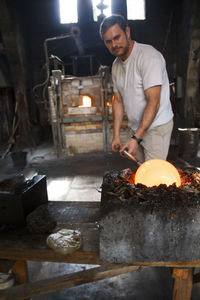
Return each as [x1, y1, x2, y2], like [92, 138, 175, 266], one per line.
[0, 248, 100, 265]
[1, 248, 200, 268]
[172, 268, 194, 300]
[0, 265, 143, 300]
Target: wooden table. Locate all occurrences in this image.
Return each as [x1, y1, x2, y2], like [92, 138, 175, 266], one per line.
[0, 201, 198, 300]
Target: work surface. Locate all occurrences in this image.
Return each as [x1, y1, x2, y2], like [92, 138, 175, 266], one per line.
[0, 201, 100, 265]
[0, 201, 200, 268]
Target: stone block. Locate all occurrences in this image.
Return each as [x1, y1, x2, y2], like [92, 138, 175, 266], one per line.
[99, 171, 200, 263]
[65, 132, 104, 154]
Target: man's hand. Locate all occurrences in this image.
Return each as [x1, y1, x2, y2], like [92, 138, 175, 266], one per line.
[111, 137, 122, 152]
[120, 138, 138, 154]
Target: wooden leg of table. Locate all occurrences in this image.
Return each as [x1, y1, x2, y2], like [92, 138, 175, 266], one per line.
[11, 260, 29, 300]
[172, 268, 194, 300]
[12, 260, 28, 285]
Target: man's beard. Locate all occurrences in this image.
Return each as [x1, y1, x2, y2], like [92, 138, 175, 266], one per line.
[112, 38, 130, 58]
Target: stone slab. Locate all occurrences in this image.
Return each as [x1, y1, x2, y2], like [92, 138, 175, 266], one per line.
[100, 206, 200, 263]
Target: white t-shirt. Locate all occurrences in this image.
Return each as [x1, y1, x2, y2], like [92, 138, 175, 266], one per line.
[112, 41, 174, 131]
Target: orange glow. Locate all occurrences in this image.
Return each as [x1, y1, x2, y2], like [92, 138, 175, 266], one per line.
[79, 96, 92, 107]
[135, 159, 181, 187]
[107, 101, 112, 107]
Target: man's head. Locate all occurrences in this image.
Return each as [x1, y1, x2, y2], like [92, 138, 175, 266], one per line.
[99, 14, 133, 60]
[99, 14, 128, 39]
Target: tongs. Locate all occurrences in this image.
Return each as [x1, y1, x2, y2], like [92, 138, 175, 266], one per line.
[123, 150, 142, 166]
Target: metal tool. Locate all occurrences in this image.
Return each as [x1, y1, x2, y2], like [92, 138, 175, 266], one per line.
[123, 150, 142, 166]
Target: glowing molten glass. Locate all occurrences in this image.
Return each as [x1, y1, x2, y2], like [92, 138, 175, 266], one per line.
[79, 96, 92, 107]
[135, 159, 181, 187]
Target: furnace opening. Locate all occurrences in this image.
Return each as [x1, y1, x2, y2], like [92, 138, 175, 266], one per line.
[79, 95, 92, 108]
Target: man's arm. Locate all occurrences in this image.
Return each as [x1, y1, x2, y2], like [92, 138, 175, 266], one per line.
[120, 85, 161, 154]
[111, 91, 124, 152]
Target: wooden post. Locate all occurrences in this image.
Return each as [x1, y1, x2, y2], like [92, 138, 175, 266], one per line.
[0, 0, 32, 147]
[183, 0, 200, 126]
[172, 268, 193, 300]
[11, 260, 29, 300]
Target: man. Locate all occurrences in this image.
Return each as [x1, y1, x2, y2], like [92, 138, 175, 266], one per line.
[99, 14, 174, 162]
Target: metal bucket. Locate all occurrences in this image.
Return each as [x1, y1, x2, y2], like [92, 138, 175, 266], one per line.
[178, 128, 199, 160]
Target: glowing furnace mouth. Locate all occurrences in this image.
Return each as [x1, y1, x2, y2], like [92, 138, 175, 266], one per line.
[79, 95, 92, 107]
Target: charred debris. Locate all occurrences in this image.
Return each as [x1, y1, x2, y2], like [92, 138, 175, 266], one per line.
[100, 168, 200, 213]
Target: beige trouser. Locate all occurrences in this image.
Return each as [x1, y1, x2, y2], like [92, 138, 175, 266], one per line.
[134, 118, 174, 163]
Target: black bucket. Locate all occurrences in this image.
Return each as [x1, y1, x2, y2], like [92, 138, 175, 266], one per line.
[11, 151, 27, 169]
[178, 128, 199, 160]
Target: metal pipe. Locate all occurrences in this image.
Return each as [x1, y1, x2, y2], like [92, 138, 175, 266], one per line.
[33, 34, 71, 107]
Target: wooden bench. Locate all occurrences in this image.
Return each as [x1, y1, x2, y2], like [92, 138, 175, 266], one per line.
[0, 201, 197, 300]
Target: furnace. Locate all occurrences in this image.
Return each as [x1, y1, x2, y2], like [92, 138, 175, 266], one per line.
[99, 168, 200, 263]
[48, 67, 131, 156]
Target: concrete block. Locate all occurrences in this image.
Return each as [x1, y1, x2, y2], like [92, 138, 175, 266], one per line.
[99, 171, 200, 263]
